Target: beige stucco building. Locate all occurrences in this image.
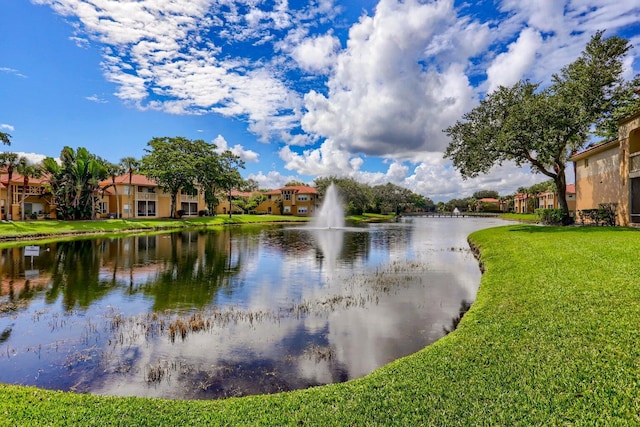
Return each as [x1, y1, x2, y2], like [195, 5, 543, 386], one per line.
[570, 110, 640, 226]
[99, 174, 205, 219]
[511, 185, 575, 214]
[255, 185, 319, 216]
[0, 172, 56, 220]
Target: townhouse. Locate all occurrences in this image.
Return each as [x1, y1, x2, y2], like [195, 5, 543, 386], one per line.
[0, 168, 325, 220]
[536, 184, 576, 211]
[511, 185, 576, 214]
[255, 185, 319, 216]
[98, 174, 205, 218]
[570, 108, 640, 226]
[0, 170, 55, 220]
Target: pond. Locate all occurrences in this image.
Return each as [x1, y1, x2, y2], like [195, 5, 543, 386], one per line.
[0, 217, 504, 400]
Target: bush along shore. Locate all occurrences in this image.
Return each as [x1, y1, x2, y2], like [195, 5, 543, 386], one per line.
[1, 224, 640, 425]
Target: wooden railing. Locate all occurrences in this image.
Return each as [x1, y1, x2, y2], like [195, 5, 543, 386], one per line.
[11, 185, 49, 204]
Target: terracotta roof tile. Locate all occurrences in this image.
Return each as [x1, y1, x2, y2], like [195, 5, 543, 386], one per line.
[279, 185, 318, 194]
[100, 174, 158, 187]
[230, 190, 255, 198]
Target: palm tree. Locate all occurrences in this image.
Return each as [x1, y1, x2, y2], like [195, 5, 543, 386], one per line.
[104, 162, 124, 219]
[42, 157, 62, 218]
[43, 147, 107, 220]
[120, 157, 139, 218]
[84, 155, 108, 220]
[0, 152, 21, 220]
[15, 158, 43, 221]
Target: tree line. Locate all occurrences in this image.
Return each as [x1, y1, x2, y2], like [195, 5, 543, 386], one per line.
[1, 134, 435, 220]
[436, 185, 559, 214]
[312, 177, 434, 215]
[0, 136, 245, 220]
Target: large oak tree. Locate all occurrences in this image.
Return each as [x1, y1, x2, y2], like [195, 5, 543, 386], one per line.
[444, 31, 638, 225]
[140, 137, 208, 218]
[141, 137, 245, 218]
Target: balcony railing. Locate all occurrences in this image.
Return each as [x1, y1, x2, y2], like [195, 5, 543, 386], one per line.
[137, 192, 158, 201]
[12, 185, 49, 204]
[180, 194, 198, 202]
[631, 152, 640, 175]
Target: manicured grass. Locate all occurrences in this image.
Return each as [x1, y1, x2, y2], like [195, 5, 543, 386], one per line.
[1, 225, 640, 425]
[498, 212, 540, 222]
[0, 215, 309, 241]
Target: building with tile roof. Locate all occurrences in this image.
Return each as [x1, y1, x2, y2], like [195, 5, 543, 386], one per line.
[570, 109, 640, 226]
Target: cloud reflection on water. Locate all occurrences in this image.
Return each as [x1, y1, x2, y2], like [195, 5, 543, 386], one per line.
[0, 217, 505, 399]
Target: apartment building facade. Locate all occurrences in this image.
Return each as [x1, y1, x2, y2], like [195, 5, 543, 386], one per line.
[570, 109, 640, 226]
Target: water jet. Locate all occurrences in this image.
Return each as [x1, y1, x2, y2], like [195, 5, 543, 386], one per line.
[311, 183, 345, 229]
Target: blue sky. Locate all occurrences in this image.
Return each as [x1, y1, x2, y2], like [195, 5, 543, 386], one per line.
[1, 0, 639, 201]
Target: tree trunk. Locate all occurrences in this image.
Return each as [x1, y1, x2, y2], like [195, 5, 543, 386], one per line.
[112, 178, 120, 219]
[128, 174, 133, 219]
[6, 169, 12, 220]
[91, 190, 96, 220]
[171, 192, 177, 218]
[554, 171, 573, 225]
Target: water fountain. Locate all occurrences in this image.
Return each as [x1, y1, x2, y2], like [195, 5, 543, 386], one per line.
[308, 183, 346, 271]
[311, 183, 345, 229]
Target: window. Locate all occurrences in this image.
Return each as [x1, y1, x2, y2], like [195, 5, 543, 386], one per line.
[584, 158, 589, 167]
[98, 202, 107, 214]
[297, 207, 307, 214]
[181, 202, 198, 215]
[284, 206, 291, 213]
[297, 195, 308, 201]
[137, 201, 156, 216]
[284, 192, 291, 201]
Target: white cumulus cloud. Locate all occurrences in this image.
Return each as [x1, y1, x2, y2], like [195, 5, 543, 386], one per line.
[486, 28, 542, 93]
[212, 134, 259, 163]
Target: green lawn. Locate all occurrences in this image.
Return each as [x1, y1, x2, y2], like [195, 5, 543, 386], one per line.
[1, 225, 639, 425]
[0, 215, 309, 242]
[498, 212, 540, 222]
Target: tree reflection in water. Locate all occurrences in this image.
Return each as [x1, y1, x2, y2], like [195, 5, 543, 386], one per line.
[0, 218, 504, 399]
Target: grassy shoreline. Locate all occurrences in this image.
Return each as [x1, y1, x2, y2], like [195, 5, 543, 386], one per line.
[0, 215, 306, 242]
[0, 213, 396, 245]
[1, 224, 639, 425]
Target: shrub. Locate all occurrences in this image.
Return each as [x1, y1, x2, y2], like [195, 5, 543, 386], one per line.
[535, 208, 564, 225]
[578, 203, 617, 226]
[198, 209, 209, 217]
